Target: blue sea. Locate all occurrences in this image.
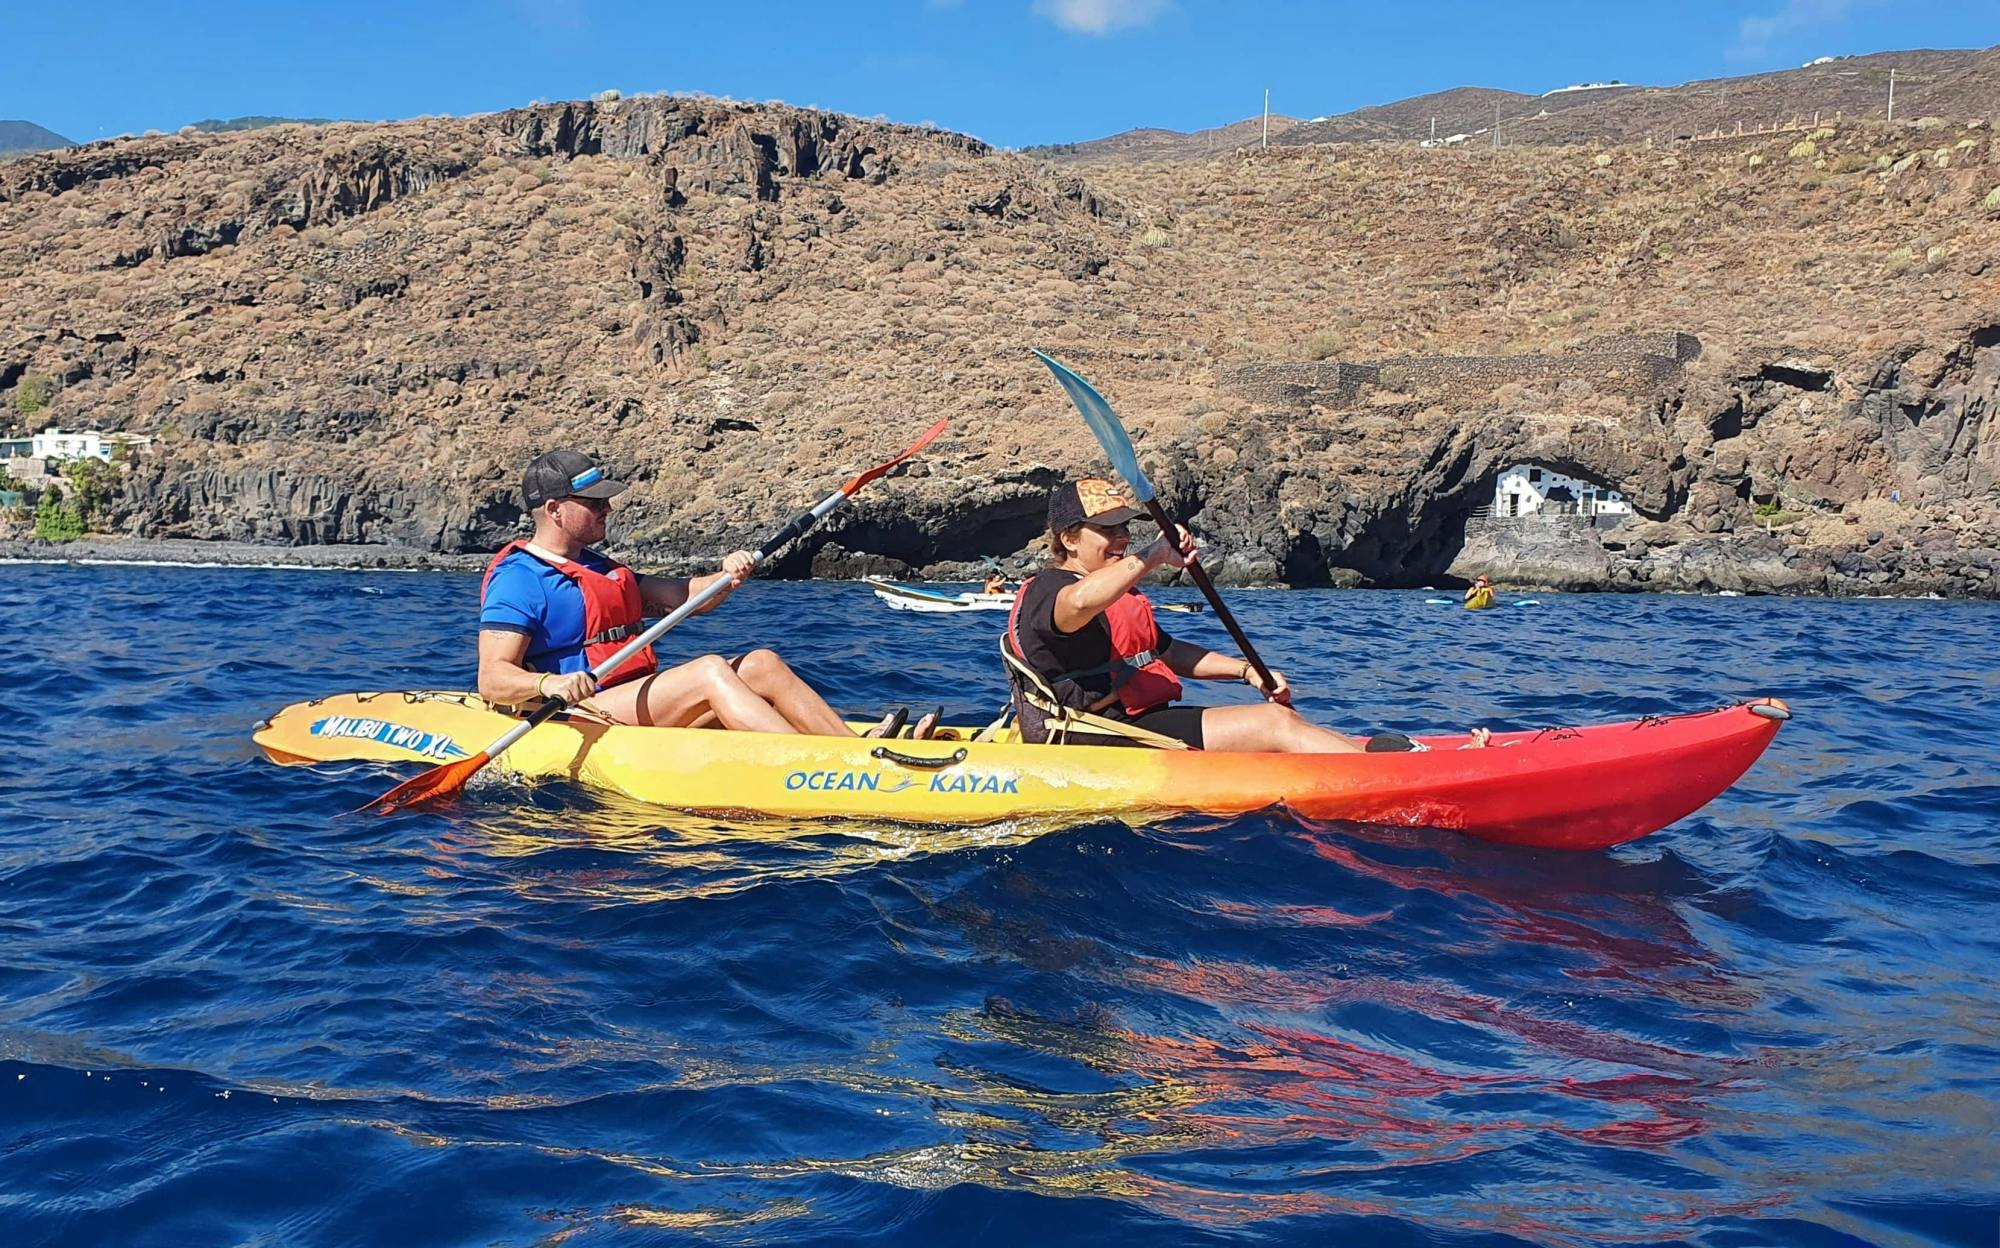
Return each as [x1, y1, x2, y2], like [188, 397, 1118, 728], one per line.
[2, 563, 1996, 1247]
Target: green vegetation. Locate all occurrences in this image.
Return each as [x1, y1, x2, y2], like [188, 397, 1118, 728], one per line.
[1135, 225, 1172, 248]
[1985, 186, 2000, 211]
[62, 457, 113, 516]
[33, 485, 83, 542]
[11, 373, 51, 417]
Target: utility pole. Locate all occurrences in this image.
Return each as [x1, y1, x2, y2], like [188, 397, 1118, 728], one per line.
[1430, 116, 1437, 144]
[1887, 68, 1896, 122]
[1262, 88, 1270, 149]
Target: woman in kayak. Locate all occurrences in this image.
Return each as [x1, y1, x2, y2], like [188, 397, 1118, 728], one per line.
[1006, 478, 1383, 752]
[1464, 574, 1496, 609]
[479, 449, 905, 737]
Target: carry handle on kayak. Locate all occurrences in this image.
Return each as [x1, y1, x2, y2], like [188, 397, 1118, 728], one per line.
[359, 419, 949, 814]
[870, 745, 969, 770]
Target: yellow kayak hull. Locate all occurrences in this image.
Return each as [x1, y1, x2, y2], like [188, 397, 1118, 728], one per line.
[252, 691, 1791, 850]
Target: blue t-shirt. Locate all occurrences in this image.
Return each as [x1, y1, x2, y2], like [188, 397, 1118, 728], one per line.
[479, 548, 628, 675]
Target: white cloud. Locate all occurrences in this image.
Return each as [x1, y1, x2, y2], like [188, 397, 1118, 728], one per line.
[1729, 0, 1865, 61]
[1031, 0, 1169, 36]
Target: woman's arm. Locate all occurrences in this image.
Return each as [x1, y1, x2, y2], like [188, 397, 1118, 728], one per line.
[1052, 527, 1196, 633]
[1161, 638, 1293, 704]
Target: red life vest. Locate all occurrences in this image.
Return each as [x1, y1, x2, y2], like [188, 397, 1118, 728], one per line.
[1102, 591, 1183, 714]
[480, 541, 658, 690]
[1006, 576, 1182, 716]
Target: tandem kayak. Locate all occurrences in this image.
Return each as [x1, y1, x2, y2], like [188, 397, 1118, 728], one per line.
[253, 693, 1791, 850]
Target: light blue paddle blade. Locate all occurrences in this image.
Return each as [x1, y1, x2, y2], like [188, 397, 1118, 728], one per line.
[1033, 349, 1156, 503]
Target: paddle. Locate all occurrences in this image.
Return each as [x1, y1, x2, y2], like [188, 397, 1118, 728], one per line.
[361, 418, 949, 813]
[1032, 350, 1281, 701]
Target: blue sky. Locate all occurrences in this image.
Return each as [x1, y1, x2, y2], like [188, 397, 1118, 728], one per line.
[3, 1, 1995, 148]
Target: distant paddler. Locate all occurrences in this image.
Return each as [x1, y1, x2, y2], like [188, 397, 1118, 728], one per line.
[1464, 575, 1496, 610]
[478, 449, 899, 737]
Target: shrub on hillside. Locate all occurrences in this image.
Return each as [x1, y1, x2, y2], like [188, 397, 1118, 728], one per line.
[12, 373, 52, 416]
[33, 486, 83, 542]
[1304, 330, 1343, 360]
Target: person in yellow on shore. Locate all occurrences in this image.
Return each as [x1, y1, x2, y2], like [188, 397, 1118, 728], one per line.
[1004, 478, 1373, 753]
[477, 449, 899, 736]
[1464, 575, 1496, 610]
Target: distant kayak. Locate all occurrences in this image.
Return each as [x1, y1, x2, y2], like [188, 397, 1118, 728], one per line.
[1427, 596, 1538, 609]
[866, 576, 1012, 613]
[868, 576, 1202, 616]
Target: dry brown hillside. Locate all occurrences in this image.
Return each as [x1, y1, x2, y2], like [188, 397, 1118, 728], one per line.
[1278, 48, 2000, 149]
[2, 95, 1998, 594]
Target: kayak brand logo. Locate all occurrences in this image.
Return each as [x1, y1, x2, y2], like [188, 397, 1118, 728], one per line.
[782, 768, 1021, 796]
[309, 715, 469, 761]
[785, 768, 915, 793]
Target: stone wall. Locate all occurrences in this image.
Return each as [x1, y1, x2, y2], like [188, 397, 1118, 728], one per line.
[1219, 333, 1700, 410]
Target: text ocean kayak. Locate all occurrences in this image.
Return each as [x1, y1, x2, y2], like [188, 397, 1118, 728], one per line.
[253, 694, 1790, 850]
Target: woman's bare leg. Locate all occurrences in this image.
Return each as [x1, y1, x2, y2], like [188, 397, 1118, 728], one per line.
[730, 648, 858, 736]
[588, 654, 797, 733]
[1198, 703, 1367, 754]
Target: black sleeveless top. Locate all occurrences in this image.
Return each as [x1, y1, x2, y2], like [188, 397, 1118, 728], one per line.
[1011, 570, 1173, 710]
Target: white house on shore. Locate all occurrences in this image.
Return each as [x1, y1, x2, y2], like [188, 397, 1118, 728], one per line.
[1493, 464, 1633, 519]
[31, 428, 106, 460]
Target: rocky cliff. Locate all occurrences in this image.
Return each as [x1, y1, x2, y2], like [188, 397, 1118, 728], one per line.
[1, 96, 1997, 596]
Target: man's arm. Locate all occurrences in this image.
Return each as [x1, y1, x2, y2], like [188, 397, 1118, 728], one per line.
[481, 629, 573, 704]
[637, 550, 755, 617]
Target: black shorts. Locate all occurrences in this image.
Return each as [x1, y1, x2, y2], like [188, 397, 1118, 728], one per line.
[1125, 704, 1206, 749]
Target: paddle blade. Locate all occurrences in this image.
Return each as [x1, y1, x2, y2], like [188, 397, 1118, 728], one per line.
[358, 751, 492, 814]
[842, 418, 948, 495]
[1032, 350, 1156, 503]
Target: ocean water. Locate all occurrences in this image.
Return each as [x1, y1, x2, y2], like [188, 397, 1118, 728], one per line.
[1, 563, 1996, 1247]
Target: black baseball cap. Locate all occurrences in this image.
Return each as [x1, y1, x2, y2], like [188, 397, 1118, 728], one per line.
[1048, 477, 1143, 531]
[523, 450, 628, 508]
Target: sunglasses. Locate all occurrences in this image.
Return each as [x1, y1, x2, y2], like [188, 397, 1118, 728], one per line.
[560, 495, 611, 514]
[1083, 520, 1131, 535]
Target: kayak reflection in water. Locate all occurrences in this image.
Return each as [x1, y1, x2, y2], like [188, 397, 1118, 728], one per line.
[476, 449, 899, 737]
[1003, 479, 1492, 754]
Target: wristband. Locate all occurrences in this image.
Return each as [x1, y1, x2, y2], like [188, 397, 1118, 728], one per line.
[536, 673, 551, 699]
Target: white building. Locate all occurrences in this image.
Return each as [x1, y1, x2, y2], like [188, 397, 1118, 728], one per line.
[31, 427, 107, 461]
[1493, 464, 1633, 519]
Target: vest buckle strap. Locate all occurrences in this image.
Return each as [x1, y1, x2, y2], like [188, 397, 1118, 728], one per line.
[584, 620, 640, 648]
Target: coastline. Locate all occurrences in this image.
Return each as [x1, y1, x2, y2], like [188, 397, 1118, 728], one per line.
[2, 534, 1994, 599]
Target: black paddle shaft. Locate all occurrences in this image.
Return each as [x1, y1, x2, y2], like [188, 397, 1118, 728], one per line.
[1141, 497, 1278, 697]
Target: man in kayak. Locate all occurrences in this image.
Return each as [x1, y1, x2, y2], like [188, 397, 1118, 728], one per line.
[982, 572, 1010, 597]
[1003, 478, 1378, 753]
[479, 450, 898, 736]
[1464, 575, 1495, 609]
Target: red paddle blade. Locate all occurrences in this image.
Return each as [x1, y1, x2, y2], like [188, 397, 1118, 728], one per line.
[842, 419, 946, 496]
[358, 751, 493, 814]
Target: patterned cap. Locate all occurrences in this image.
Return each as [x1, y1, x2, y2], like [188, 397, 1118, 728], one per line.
[1048, 477, 1142, 530]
